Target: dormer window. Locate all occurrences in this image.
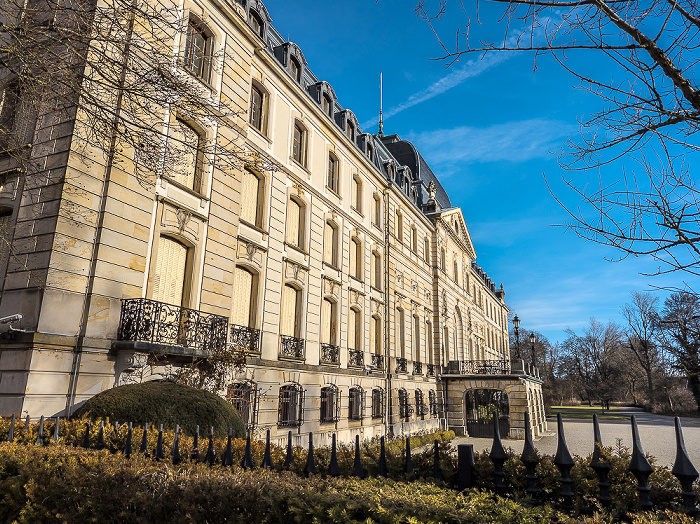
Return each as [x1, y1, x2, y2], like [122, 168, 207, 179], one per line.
[322, 94, 332, 117]
[248, 11, 264, 38]
[366, 143, 373, 162]
[290, 58, 301, 82]
[347, 121, 355, 141]
[184, 19, 212, 82]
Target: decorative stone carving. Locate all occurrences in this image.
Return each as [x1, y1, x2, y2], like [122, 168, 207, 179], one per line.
[442, 290, 448, 317]
[424, 288, 431, 302]
[285, 260, 306, 284]
[371, 299, 381, 315]
[292, 182, 304, 197]
[427, 181, 436, 201]
[411, 280, 418, 295]
[396, 270, 403, 287]
[349, 289, 362, 305]
[324, 277, 340, 298]
[161, 204, 200, 242]
[237, 240, 263, 269]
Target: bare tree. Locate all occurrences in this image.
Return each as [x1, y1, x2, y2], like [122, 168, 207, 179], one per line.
[417, 0, 700, 276]
[621, 291, 662, 405]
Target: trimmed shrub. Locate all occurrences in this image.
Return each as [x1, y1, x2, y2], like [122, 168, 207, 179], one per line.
[72, 381, 244, 438]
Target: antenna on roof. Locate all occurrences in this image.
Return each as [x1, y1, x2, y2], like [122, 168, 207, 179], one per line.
[378, 72, 384, 138]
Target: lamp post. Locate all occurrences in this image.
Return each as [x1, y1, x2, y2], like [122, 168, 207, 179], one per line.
[513, 315, 521, 360]
[529, 332, 536, 369]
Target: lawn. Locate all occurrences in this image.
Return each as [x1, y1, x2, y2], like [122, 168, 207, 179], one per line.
[550, 404, 631, 420]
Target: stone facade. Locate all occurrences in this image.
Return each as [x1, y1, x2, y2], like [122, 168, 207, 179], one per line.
[0, 0, 546, 443]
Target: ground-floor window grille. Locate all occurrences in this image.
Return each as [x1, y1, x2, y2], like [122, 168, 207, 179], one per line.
[429, 389, 438, 417]
[320, 384, 340, 423]
[371, 387, 385, 419]
[278, 384, 304, 427]
[348, 386, 364, 420]
[415, 389, 427, 418]
[227, 381, 259, 429]
[398, 388, 411, 419]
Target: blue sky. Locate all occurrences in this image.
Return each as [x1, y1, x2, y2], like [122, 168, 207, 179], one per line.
[262, 0, 693, 344]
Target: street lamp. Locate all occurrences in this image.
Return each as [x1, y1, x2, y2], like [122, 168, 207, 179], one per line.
[513, 314, 521, 360]
[529, 332, 536, 368]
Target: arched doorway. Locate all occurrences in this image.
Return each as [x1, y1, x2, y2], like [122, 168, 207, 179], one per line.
[464, 389, 510, 438]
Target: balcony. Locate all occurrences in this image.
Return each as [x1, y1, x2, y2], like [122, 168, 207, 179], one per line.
[426, 364, 437, 377]
[412, 361, 423, 375]
[115, 298, 228, 357]
[230, 324, 261, 354]
[279, 335, 305, 360]
[320, 343, 340, 364]
[458, 359, 511, 375]
[371, 354, 384, 370]
[348, 348, 364, 367]
[395, 357, 408, 374]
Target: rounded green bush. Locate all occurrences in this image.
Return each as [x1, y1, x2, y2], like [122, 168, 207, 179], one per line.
[72, 381, 244, 438]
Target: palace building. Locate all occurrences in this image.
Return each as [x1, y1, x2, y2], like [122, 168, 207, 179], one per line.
[0, 0, 546, 444]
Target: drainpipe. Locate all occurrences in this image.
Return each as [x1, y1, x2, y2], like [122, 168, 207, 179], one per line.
[383, 185, 390, 437]
[65, 2, 137, 416]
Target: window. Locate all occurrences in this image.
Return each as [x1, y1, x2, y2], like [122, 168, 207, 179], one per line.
[367, 143, 373, 162]
[321, 298, 337, 346]
[371, 387, 384, 419]
[292, 122, 306, 166]
[443, 326, 450, 361]
[397, 308, 405, 358]
[290, 58, 301, 82]
[413, 313, 421, 362]
[349, 236, 362, 280]
[440, 248, 446, 271]
[349, 387, 363, 420]
[320, 385, 339, 423]
[278, 384, 303, 427]
[398, 388, 410, 419]
[167, 119, 203, 192]
[453, 259, 459, 284]
[232, 266, 256, 328]
[152, 235, 188, 306]
[424, 237, 430, 264]
[346, 121, 355, 141]
[0, 208, 13, 270]
[371, 250, 381, 289]
[351, 175, 362, 212]
[323, 220, 338, 267]
[349, 307, 361, 352]
[248, 10, 264, 37]
[286, 196, 305, 249]
[429, 390, 438, 417]
[281, 284, 301, 338]
[411, 226, 418, 252]
[371, 315, 381, 356]
[415, 389, 426, 417]
[372, 194, 381, 227]
[184, 19, 211, 81]
[322, 94, 332, 117]
[396, 210, 403, 243]
[327, 153, 339, 193]
[241, 168, 263, 227]
[228, 381, 256, 427]
[0, 82, 20, 150]
[249, 85, 264, 132]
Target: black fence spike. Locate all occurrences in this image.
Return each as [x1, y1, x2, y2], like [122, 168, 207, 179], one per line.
[124, 422, 133, 457]
[353, 434, 364, 479]
[590, 414, 612, 508]
[6, 414, 15, 442]
[284, 430, 294, 471]
[378, 435, 388, 478]
[304, 432, 317, 476]
[405, 437, 416, 481]
[433, 439, 444, 482]
[629, 415, 653, 511]
[35, 416, 44, 446]
[553, 413, 575, 512]
[140, 423, 149, 457]
[671, 417, 698, 516]
[223, 427, 234, 467]
[241, 429, 254, 469]
[261, 429, 273, 469]
[96, 421, 105, 451]
[328, 433, 340, 477]
[457, 444, 475, 491]
[82, 422, 91, 449]
[520, 412, 539, 499]
[171, 425, 181, 465]
[24, 415, 30, 435]
[204, 426, 216, 466]
[489, 410, 508, 496]
[53, 416, 60, 442]
[190, 425, 200, 461]
[155, 424, 165, 460]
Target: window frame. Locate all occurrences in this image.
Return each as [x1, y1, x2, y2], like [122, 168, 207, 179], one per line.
[371, 387, 385, 419]
[278, 384, 303, 427]
[183, 17, 213, 83]
[327, 152, 339, 194]
[320, 384, 340, 423]
[291, 120, 307, 167]
[348, 386, 364, 420]
[286, 195, 306, 251]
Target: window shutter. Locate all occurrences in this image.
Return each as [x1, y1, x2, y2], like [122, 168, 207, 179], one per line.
[349, 239, 357, 278]
[348, 309, 357, 351]
[169, 120, 199, 190]
[241, 169, 259, 225]
[153, 236, 187, 306]
[232, 266, 253, 327]
[323, 222, 333, 265]
[281, 284, 297, 337]
[287, 199, 301, 247]
[321, 299, 332, 344]
[351, 178, 358, 208]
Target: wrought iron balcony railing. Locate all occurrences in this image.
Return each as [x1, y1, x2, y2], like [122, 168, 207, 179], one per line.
[279, 335, 305, 360]
[413, 361, 423, 375]
[348, 348, 364, 367]
[230, 324, 261, 354]
[371, 354, 384, 370]
[459, 359, 511, 375]
[426, 364, 436, 377]
[117, 298, 228, 354]
[396, 357, 408, 374]
[321, 343, 340, 364]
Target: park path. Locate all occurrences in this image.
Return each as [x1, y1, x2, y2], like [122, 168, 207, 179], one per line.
[450, 407, 700, 469]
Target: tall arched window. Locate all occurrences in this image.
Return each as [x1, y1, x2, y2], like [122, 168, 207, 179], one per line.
[321, 298, 337, 346]
[371, 250, 381, 289]
[413, 313, 421, 362]
[320, 384, 339, 422]
[348, 386, 363, 420]
[168, 119, 203, 192]
[290, 57, 301, 82]
[327, 153, 339, 193]
[453, 258, 459, 284]
[152, 235, 188, 306]
[371, 314, 381, 356]
[286, 196, 305, 249]
[426, 320, 433, 365]
[372, 194, 381, 227]
[323, 220, 338, 267]
[348, 307, 361, 352]
[281, 284, 301, 338]
[184, 17, 212, 81]
[349, 236, 362, 280]
[424, 237, 430, 264]
[396, 210, 403, 242]
[241, 168, 263, 227]
[440, 248, 446, 270]
[249, 85, 264, 131]
[351, 175, 362, 212]
[411, 225, 418, 252]
[231, 266, 256, 328]
[278, 384, 303, 427]
[292, 121, 307, 166]
[455, 308, 464, 361]
[397, 307, 405, 358]
[398, 388, 410, 419]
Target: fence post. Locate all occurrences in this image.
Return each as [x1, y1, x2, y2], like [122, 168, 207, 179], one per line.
[53, 416, 60, 442]
[261, 429, 274, 469]
[223, 427, 233, 467]
[171, 424, 181, 464]
[124, 422, 133, 457]
[96, 421, 105, 451]
[405, 436, 416, 481]
[671, 416, 698, 516]
[6, 414, 15, 442]
[520, 412, 539, 499]
[590, 414, 611, 508]
[204, 426, 215, 466]
[24, 415, 30, 436]
[140, 423, 149, 457]
[553, 413, 575, 512]
[457, 444, 475, 491]
[304, 432, 317, 476]
[628, 415, 653, 511]
[378, 435, 388, 478]
[154, 424, 164, 460]
[35, 416, 45, 446]
[284, 430, 294, 470]
[82, 422, 91, 449]
[241, 429, 254, 469]
[191, 425, 200, 461]
[433, 440, 444, 482]
[489, 411, 508, 496]
[328, 433, 340, 476]
[353, 434, 364, 479]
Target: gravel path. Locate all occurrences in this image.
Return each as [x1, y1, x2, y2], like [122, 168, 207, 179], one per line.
[450, 407, 700, 469]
